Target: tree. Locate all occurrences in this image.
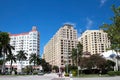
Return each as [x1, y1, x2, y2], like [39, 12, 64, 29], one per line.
[100, 5, 120, 71]
[90, 54, 107, 70]
[29, 53, 40, 70]
[23, 65, 33, 75]
[71, 48, 77, 66]
[16, 50, 27, 73]
[79, 54, 108, 74]
[0, 32, 14, 74]
[100, 5, 120, 51]
[0, 59, 3, 65]
[71, 42, 83, 66]
[105, 60, 115, 71]
[80, 57, 91, 69]
[41, 61, 51, 72]
[40, 59, 52, 72]
[77, 42, 83, 66]
[52, 65, 59, 72]
[6, 53, 16, 74]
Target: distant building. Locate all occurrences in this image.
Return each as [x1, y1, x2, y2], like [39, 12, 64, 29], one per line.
[43, 24, 78, 67]
[5, 26, 40, 71]
[78, 30, 111, 55]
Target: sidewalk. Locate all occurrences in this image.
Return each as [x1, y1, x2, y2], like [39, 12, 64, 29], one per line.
[50, 73, 71, 80]
[51, 77, 70, 80]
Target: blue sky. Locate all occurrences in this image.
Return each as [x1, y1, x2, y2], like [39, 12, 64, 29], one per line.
[0, 0, 120, 56]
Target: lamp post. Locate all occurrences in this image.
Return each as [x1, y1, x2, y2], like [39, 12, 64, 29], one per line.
[115, 48, 120, 71]
[77, 48, 79, 77]
[66, 52, 69, 74]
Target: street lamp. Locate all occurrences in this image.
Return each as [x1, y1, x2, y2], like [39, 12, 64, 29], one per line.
[77, 48, 79, 77]
[66, 52, 69, 74]
[115, 48, 120, 71]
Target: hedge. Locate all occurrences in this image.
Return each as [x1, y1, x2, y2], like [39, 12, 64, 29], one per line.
[107, 71, 120, 76]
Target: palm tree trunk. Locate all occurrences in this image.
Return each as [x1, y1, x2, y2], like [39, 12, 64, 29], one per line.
[1, 54, 5, 74]
[10, 61, 13, 74]
[34, 62, 35, 71]
[21, 60, 23, 74]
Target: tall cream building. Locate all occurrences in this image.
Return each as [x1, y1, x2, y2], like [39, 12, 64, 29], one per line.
[78, 30, 111, 55]
[43, 24, 78, 67]
[5, 26, 40, 71]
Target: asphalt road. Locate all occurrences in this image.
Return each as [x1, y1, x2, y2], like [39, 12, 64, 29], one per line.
[0, 73, 120, 80]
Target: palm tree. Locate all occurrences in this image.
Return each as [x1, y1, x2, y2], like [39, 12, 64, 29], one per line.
[71, 42, 83, 66]
[16, 50, 27, 73]
[77, 42, 83, 65]
[71, 48, 77, 66]
[6, 53, 16, 74]
[0, 32, 14, 74]
[29, 53, 40, 70]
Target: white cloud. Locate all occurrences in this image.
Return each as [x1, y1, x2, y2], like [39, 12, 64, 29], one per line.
[86, 18, 93, 30]
[100, 0, 107, 7]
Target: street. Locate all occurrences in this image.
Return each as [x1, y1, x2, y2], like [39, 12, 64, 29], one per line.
[0, 73, 120, 80]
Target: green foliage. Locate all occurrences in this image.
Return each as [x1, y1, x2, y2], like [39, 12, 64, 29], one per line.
[107, 71, 116, 76]
[71, 42, 83, 66]
[100, 5, 120, 51]
[64, 73, 69, 76]
[115, 71, 120, 75]
[16, 50, 27, 61]
[0, 32, 10, 45]
[71, 70, 77, 76]
[40, 59, 52, 72]
[90, 54, 107, 69]
[79, 54, 116, 74]
[43, 62, 52, 72]
[105, 60, 115, 71]
[77, 42, 83, 56]
[29, 53, 40, 66]
[23, 66, 33, 75]
[6, 53, 16, 74]
[52, 65, 59, 72]
[0, 32, 13, 55]
[0, 59, 3, 65]
[0, 32, 14, 74]
[107, 71, 120, 76]
[71, 48, 77, 65]
[80, 54, 107, 71]
[33, 71, 38, 75]
[64, 65, 78, 76]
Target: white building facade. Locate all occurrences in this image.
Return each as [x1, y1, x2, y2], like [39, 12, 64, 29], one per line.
[43, 24, 78, 67]
[78, 30, 111, 55]
[5, 26, 40, 71]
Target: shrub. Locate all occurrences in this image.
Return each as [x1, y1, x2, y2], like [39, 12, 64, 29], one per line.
[33, 71, 38, 75]
[72, 70, 77, 76]
[107, 71, 120, 76]
[115, 71, 120, 75]
[107, 71, 116, 76]
[64, 73, 69, 77]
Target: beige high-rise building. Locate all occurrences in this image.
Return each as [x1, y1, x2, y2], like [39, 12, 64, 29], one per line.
[78, 30, 111, 55]
[43, 24, 78, 67]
